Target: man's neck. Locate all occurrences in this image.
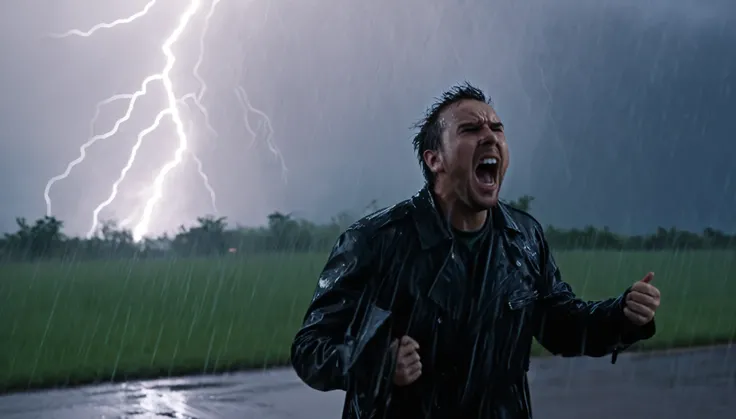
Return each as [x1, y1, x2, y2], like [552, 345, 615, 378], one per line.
[431, 183, 488, 232]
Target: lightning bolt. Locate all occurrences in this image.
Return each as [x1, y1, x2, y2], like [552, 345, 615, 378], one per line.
[178, 99, 218, 215]
[49, 0, 159, 38]
[188, 0, 220, 138]
[235, 85, 287, 182]
[44, 0, 285, 241]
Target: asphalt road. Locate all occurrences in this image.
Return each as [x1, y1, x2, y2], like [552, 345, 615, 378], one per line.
[0, 345, 733, 419]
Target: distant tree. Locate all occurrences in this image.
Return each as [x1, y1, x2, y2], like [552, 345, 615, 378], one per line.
[1, 193, 735, 261]
[331, 210, 355, 231]
[2, 216, 64, 259]
[362, 199, 379, 215]
[172, 215, 228, 256]
[266, 211, 315, 251]
[507, 195, 535, 212]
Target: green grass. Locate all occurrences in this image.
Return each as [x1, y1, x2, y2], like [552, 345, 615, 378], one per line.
[0, 250, 734, 393]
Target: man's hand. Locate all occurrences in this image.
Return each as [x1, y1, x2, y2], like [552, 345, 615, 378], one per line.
[624, 272, 661, 326]
[391, 335, 421, 386]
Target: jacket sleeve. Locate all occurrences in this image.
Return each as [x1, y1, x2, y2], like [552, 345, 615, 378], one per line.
[290, 227, 394, 392]
[533, 233, 656, 361]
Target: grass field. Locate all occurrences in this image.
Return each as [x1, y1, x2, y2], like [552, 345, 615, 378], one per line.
[0, 250, 734, 393]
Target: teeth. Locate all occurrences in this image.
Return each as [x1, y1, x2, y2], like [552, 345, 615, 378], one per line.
[481, 157, 498, 165]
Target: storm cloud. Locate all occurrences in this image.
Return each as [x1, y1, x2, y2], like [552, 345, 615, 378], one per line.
[0, 0, 734, 237]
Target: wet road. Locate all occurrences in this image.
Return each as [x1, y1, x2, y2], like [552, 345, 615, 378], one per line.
[0, 345, 733, 419]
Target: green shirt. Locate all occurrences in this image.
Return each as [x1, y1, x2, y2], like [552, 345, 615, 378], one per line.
[452, 225, 488, 251]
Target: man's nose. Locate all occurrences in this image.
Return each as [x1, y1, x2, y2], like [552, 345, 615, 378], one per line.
[479, 128, 500, 146]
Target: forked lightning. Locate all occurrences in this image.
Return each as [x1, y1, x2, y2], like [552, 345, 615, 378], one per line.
[44, 0, 287, 241]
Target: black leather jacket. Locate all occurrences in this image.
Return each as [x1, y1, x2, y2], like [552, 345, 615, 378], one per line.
[291, 187, 655, 418]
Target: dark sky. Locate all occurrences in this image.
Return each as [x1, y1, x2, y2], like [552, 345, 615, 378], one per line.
[0, 0, 734, 238]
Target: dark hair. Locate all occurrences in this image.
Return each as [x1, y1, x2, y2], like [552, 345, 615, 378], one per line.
[411, 82, 491, 185]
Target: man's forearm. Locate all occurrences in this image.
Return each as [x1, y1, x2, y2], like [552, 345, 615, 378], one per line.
[536, 290, 655, 358]
[291, 329, 350, 392]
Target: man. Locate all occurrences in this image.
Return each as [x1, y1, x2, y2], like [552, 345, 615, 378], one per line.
[291, 83, 660, 418]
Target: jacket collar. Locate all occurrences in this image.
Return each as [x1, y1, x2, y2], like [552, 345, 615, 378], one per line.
[410, 186, 522, 249]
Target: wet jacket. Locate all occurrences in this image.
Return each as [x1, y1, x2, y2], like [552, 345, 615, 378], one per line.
[291, 187, 656, 419]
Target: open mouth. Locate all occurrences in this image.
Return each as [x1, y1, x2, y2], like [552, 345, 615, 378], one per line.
[474, 156, 499, 187]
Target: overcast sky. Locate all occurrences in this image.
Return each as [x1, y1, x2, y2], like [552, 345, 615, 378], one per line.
[0, 0, 734, 238]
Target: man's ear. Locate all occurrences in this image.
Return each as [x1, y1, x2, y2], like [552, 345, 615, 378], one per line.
[423, 149, 444, 175]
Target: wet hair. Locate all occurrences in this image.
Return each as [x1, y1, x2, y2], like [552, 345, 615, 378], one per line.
[411, 82, 491, 185]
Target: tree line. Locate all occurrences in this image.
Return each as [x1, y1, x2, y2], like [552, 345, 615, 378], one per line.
[1, 195, 734, 261]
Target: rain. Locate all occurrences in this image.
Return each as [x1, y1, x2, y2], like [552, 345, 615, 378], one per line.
[0, 0, 734, 418]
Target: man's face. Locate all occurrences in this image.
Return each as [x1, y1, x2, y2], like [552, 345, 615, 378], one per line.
[423, 99, 509, 210]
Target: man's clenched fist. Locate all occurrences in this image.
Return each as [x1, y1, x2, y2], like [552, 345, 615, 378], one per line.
[391, 335, 421, 386]
[624, 272, 661, 326]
